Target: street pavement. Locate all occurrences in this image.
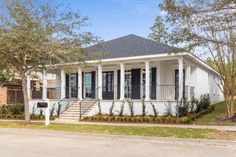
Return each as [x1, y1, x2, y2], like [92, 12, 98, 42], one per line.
[0, 128, 236, 157]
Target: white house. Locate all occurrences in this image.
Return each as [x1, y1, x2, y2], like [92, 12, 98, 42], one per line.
[28, 34, 223, 119]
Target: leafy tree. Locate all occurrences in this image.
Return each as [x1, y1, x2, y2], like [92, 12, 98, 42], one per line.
[160, 0, 236, 118]
[0, 0, 98, 121]
[148, 16, 168, 44]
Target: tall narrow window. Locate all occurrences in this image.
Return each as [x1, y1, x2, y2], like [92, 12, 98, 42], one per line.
[125, 70, 132, 98]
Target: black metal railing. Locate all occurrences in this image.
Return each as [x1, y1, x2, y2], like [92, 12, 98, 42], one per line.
[57, 98, 77, 117]
[79, 87, 100, 120]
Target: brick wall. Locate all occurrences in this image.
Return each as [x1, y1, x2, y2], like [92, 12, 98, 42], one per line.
[0, 86, 7, 106]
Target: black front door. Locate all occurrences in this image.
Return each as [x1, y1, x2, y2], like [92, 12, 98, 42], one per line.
[131, 69, 141, 99]
[102, 71, 114, 100]
[175, 69, 185, 100]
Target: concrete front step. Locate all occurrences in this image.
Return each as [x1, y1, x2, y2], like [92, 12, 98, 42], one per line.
[59, 100, 97, 120]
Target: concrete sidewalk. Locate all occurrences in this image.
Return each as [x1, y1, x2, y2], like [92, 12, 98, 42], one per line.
[1, 119, 236, 132]
[53, 119, 236, 132]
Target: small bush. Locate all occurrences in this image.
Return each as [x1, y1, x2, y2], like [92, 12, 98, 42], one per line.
[180, 116, 191, 124]
[0, 114, 55, 120]
[176, 99, 189, 117]
[0, 104, 24, 115]
[196, 94, 211, 113]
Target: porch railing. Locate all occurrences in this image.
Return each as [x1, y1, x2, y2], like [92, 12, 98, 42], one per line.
[122, 84, 195, 100]
[31, 84, 195, 101]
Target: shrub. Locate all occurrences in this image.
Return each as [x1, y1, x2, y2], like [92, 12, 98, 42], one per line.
[151, 102, 158, 117]
[201, 94, 211, 109]
[0, 104, 24, 115]
[109, 100, 115, 116]
[0, 105, 8, 114]
[128, 99, 134, 117]
[179, 116, 191, 124]
[196, 94, 211, 113]
[176, 99, 189, 117]
[0, 114, 55, 120]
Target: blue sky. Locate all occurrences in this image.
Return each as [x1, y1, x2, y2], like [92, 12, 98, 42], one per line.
[57, 0, 164, 41]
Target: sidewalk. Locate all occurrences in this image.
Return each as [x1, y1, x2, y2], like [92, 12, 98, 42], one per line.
[53, 119, 236, 132]
[1, 119, 236, 132]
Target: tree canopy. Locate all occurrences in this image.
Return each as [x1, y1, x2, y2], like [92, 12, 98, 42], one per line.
[148, 16, 169, 44]
[160, 0, 236, 118]
[0, 0, 98, 121]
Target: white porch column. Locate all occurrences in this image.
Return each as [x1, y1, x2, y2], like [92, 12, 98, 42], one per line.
[114, 70, 118, 100]
[97, 64, 103, 100]
[178, 58, 183, 100]
[120, 63, 125, 100]
[78, 67, 83, 100]
[156, 61, 161, 100]
[60, 70, 65, 99]
[186, 64, 191, 101]
[145, 61, 150, 100]
[27, 74, 31, 99]
[42, 69, 47, 100]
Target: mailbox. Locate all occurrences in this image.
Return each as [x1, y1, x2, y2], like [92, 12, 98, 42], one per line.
[37, 102, 48, 108]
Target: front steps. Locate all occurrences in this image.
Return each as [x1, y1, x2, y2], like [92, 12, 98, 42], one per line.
[59, 100, 97, 120]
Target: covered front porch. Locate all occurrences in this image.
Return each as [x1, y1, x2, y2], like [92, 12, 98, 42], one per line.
[27, 57, 195, 102]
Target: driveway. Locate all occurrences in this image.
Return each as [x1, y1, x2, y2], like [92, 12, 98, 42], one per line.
[0, 128, 236, 157]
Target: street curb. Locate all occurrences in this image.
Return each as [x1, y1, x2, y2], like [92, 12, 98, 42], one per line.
[0, 128, 236, 148]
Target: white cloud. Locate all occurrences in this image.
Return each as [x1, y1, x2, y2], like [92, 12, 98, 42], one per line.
[113, 0, 152, 14]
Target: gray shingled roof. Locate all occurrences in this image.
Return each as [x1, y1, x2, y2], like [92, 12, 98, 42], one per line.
[86, 34, 181, 60]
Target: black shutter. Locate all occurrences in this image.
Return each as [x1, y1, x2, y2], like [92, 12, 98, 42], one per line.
[91, 71, 96, 99]
[151, 68, 156, 99]
[65, 74, 69, 99]
[131, 69, 141, 99]
[117, 70, 120, 99]
[76, 73, 78, 98]
[82, 72, 84, 99]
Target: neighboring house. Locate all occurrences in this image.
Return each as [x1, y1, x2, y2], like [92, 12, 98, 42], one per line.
[28, 34, 224, 119]
[0, 84, 24, 105]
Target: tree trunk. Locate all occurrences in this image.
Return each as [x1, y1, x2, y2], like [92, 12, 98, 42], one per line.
[22, 76, 30, 122]
[224, 94, 234, 118]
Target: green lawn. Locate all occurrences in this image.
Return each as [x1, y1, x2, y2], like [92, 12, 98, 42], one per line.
[0, 121, 215, 139]
[195, 101, 236, 126]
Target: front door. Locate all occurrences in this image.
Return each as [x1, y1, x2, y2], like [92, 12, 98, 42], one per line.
[69, 74, 77, 99]
[102, 71, 114, 100]
[84, 73, 92, 98]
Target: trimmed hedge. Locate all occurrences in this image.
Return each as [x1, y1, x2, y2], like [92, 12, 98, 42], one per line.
[83, 115, 185, 124]
[83, 105, 215, 124]
[0, 114, 56, 120]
